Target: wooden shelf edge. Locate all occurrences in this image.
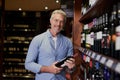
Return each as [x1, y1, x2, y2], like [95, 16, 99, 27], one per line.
[79, 0, 113, 24]
[78, 47, 120, 74]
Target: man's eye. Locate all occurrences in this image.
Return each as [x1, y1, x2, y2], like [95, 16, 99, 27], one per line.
[55, 19, 58, 22]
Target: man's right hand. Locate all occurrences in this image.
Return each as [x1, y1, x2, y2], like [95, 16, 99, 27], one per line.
[40, 62, 63, 74]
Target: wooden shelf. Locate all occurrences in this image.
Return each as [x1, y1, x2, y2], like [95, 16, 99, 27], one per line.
[79, 47, 120, 74]
[79, 0, 113, 24]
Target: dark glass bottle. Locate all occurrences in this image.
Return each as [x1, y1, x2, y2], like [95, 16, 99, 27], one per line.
[94, 62, 103, 80]
[92, 18, 98, 52]
[101, 13, 110, 56]
[94, 18, 101, 53]
[82, 24, 89, 49]
[113, 72, 120, 80]
[81, 31, 86, 48]
[81, 0, 89, 15]
[55, 56, 74, 68]
[110, 4, 117, 58]
[98, 16, 103, 54]
[103, 66, 111, 80]
[102, 27, 109, 56]
[84, 24, 91, 49]
[115, 26, 120, 60]
[90, 29, 95, 51]
[115, 2, 120, 60]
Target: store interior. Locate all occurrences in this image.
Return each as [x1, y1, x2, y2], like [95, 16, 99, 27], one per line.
[0, 0, 120, 80]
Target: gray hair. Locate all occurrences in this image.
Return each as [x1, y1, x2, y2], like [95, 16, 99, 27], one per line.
[50, 9, 67, 22]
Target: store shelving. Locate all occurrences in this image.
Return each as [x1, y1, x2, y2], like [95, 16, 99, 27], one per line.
[3, 11, 37, 80]
[79, 47, 120, 74]
[78, 0, 120, 79]
[80, 0, 113, 24]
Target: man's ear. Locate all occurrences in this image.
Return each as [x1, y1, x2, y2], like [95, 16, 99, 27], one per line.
[50, 19, 52, 25]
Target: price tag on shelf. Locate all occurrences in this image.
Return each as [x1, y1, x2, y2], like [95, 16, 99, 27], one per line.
[115, 63, 120, 74]
[106, 59, 114, 68]
[88, 51, 92, 56]
[95, 54, 101, 61]
[100, 57, 106, 64]
[86, 56, 90, 62]
[86, 51, 89, 55]
[91, 52, 96, 59]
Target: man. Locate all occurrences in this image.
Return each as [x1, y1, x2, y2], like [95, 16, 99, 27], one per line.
[25, 9, 75, 80]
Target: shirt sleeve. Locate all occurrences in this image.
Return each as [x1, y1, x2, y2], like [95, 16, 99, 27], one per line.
[25, 35, 42, 73]
[67, 39, 73, 56]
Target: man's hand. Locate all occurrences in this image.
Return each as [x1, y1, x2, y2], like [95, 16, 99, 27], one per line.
[40, 62, 63, 74]
[49, 62, 63, 74]
[64, 57, 75, 69]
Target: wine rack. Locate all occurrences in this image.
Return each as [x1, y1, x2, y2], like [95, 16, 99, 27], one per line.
[78, 0, 120, 79]
[79, 47, 120, 74]
[3, 11, 38, 80]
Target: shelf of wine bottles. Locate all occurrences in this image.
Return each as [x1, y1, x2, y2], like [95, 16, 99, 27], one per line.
[78, 49, 120, 80]
[79, 0, 120, 80]
[79, 47, 120, 74]
[3, 11, 37, 80]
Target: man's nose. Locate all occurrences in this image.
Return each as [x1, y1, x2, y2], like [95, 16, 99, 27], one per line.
[56, 21, 61, 26]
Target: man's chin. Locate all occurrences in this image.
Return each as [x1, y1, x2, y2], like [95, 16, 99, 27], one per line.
[54, 30, 60, 34]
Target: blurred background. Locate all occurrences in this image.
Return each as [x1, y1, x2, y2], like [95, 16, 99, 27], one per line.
[0, 0, 73, 80]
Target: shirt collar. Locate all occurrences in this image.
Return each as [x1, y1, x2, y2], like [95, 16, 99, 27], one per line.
[46, 29, 61, 38]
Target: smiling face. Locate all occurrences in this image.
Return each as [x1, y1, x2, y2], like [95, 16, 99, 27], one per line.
[50, 10, 66, 37]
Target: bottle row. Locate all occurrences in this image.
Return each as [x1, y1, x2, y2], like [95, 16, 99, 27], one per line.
[79, 47, 120, 74]
[6, 24, 36, 29]
[3, 62, 35, 79]
[2, 11, 38, 80]
[4, 28, 36, 32]
[4, 31, 36, 36]
[81, 0, 98, 15]
[4, 58, 25, 63]
[4, 24, 36, 36]
[81, 1, 120, 60]
[4, 36, 33, 41]
[4, 47, 28, 52]
[3, 73, 34, 80]
[79, 47, 120, 80]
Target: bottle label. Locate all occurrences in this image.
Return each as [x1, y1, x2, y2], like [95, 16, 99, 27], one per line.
[115, 25, 120, 50]
[96, 31, 102, 39]
[115, 37, 120, 50]
[101, 34, 110, 48]
[90, 32, 94, 45]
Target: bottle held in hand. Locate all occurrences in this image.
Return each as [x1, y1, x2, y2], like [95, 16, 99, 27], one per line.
[55, 56, 74, 68]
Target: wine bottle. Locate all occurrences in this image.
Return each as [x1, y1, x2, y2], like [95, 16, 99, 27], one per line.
[103, 66, 110, 80]
[115, 2, 120, 60]
[94, 62, 102, 80]
[81, 30, 86, 48]
[110, 4, 117, 58]
[92, 18, 97, 52]
[55, 56, 74, 68]
[101, 13, 110, 56]
[94, 18, 99, 52]
[96, 16, 103, 53]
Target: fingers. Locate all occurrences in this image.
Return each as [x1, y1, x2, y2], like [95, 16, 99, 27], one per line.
[64, 58, 75, 69]
[54, 69, 61, 74]
[66, 58, 75, 64]
[53, 67, 62, 74]
[53, 62, 63, 74]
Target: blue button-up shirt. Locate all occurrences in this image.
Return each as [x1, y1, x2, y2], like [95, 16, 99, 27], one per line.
[25, 29, 73, 80]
